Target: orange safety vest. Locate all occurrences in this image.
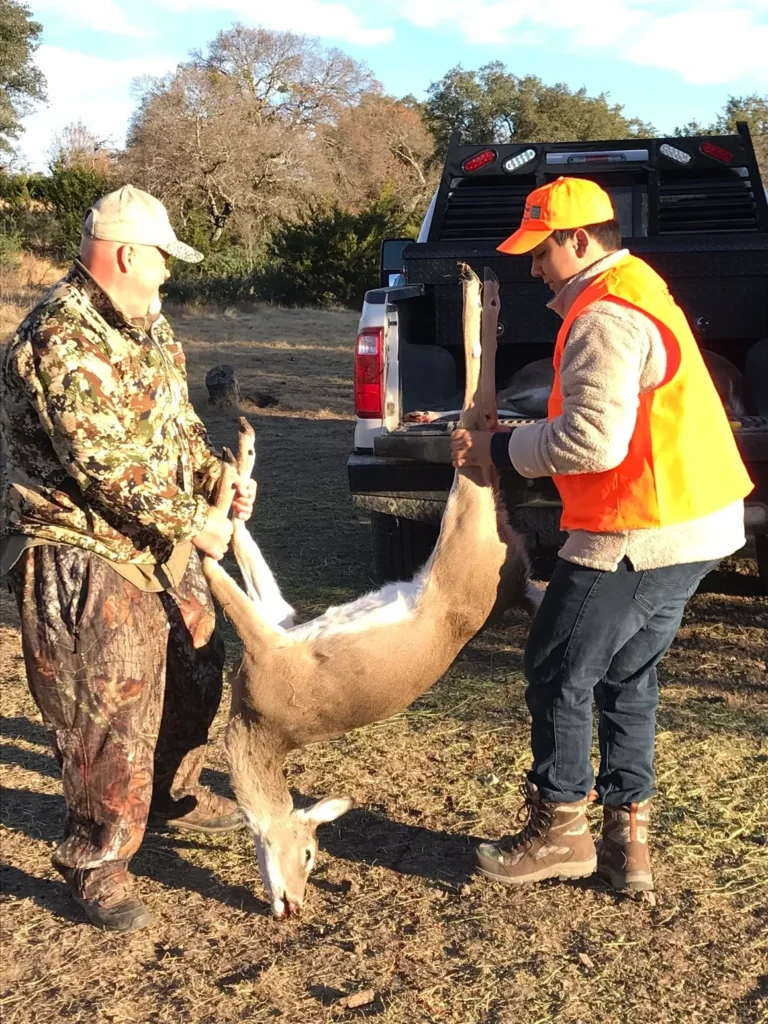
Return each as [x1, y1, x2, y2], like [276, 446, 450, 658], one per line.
[548, 254, 753, 532]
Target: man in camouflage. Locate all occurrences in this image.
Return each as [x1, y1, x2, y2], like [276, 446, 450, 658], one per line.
[0, 185, 256, 932]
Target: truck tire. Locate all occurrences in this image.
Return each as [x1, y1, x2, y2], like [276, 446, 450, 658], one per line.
[756, 534, 768, 594]
[371, 512, 439, 583]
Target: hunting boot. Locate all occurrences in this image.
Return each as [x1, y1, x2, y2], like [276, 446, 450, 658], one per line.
[475, 780, 597, 885]
[596, 799, 654, 891]
[57, 863, 152, 933]
[149, 786, 244, 835]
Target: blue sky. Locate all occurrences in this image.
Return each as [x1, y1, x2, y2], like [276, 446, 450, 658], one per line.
[18, 0, 768, 171]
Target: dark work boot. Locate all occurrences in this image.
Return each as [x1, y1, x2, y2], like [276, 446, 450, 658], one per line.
[475, 780, 597, 885]
[596, 799, 654, 892]
[57, 863, 152, 933]
[149, 787, 244, 835]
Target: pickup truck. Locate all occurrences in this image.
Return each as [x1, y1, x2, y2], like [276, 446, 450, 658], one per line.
[347, 124, 768, 590]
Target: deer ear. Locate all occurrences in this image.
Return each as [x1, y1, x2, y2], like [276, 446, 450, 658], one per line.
[300, 795, 354, 826]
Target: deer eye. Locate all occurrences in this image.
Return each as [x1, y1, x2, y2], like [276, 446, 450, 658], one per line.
[304, 849, 312, 865]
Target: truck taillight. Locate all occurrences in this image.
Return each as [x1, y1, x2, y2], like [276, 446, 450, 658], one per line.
[462, 148, 497, 173]
[354, 327, 384, 418]
[700, 141, 734, 164]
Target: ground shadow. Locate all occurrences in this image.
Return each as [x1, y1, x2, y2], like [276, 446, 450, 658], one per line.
[698, 566, 763, 598]
[0, 863, 83, 924]
[307, 799, 478, 888]
[0, 741, 59, 777]
[131, 833, 270, 918]
[735, 972, 768, 1023]
[0, 715, 48, 747]
[0, 785, 270, 918]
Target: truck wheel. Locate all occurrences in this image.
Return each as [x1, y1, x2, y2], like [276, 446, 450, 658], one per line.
[371, 512, 439, 583]
[756, 534, 768, 594]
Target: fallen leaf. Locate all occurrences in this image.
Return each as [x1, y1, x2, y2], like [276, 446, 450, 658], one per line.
[578, 953, 595, 969]
[339, 989, 376, 1009]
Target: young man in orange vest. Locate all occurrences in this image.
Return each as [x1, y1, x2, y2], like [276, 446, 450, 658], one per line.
[451, 177, 752, 892]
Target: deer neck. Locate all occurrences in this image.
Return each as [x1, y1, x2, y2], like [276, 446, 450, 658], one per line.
[226, 715, 292, 834]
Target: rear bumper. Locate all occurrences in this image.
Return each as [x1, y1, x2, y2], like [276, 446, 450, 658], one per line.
[348, 426, 768, 536]
[348, 452, 559, 530]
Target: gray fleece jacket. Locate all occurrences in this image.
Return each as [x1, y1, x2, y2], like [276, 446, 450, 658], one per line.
[507, 249, 746, 572]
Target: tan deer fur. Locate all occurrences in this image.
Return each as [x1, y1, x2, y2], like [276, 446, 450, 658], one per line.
[203, 266, 535, 917]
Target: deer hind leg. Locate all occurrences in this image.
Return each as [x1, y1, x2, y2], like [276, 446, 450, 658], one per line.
[225, 417, 296, 628]
[460, 264, 483, 431]
[480, 268, 500, 431]
[232, 526, 295, 628]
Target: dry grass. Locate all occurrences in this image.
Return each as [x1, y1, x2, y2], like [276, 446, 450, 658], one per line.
[0, 253, 63, 339]
[1, 257, 767, 1024]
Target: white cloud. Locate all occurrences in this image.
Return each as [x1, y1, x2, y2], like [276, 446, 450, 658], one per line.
[398, 0, 768, 85]
[624, 8, 768, 85]
[30, 0, 154, 38]
[17, 46, 178, 170]
[157, 0, 394, 46]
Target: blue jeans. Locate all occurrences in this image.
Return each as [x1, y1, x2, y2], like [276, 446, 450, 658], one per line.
[524, 557, 717, 806]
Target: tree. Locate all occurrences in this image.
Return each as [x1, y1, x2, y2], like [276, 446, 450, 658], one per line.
[126, 65, 312, 246]
[317, 94, 437, 216]
[192, 23, 376, 127]
[675, 94, 768, 181]
[424, 62, 655, 158]
[0, 0, 46, 158]
[47, 120, 116, 176]
[124, 26, 380, 245]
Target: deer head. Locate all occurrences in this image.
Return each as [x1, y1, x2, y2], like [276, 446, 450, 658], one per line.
[244, 796, 354, 918]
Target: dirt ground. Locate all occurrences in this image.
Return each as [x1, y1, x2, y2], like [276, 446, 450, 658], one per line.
[1, 262, 767, 1024]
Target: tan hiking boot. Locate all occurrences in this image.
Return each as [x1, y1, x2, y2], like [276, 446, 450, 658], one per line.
[596, 799, 654, 892]
[475, 780, 597, 885]
[56, 863, 152, 933]
[149, 787, 244, 835]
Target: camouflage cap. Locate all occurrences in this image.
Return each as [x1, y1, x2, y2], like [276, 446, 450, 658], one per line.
[84, 185, 204, 263]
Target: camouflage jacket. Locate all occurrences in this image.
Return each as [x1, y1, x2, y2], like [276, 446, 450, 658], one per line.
[1, 262, 222, 565]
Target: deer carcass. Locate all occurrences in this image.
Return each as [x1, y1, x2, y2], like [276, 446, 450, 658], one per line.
[203, 267, 536, 917]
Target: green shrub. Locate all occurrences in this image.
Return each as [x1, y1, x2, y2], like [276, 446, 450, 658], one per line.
[30, 165, 115, 260]
[260, 194, 419, 308]
[0, 227, 23, 270]
[1, 165, 114, 261]
[162, 242, 265, 306]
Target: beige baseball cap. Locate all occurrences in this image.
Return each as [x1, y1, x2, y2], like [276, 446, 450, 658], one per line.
[83, 184, 204, 263]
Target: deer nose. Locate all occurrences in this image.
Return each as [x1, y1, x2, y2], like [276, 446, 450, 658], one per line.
[283, 896, 302, 919]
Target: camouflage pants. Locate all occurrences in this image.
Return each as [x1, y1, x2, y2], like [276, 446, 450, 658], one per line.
[9, 544, 225, 872]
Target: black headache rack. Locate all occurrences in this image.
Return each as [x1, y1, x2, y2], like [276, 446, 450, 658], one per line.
[399, 125, 768, 353]
[426, 125, 768, 244]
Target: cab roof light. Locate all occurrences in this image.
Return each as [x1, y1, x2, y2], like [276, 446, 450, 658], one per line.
[461, 148, 497, 173]
[699, 141, 734, 164]
[659, 143, 692, 165]
[546, 149, 649, 165]
[502, 148, 536, 172]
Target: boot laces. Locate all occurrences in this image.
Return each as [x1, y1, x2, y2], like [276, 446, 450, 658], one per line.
[499, 783, 555, 853]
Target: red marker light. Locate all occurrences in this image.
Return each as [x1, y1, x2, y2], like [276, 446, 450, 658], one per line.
[699, 141, 734, 164]
[462, 148, 497, 173]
